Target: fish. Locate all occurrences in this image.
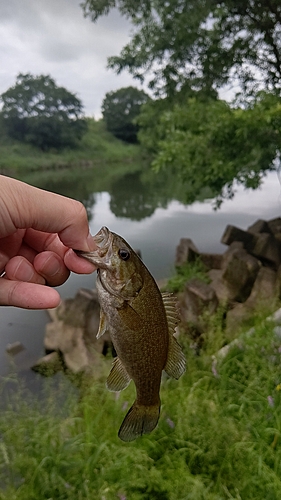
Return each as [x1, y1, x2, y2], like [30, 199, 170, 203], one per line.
[76, 226, 186, 441]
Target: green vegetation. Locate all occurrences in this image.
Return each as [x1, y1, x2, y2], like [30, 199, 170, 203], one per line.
[101, 86, 149, 143]
[0, 74, 86, 151]
[82, 0, 281, 101]
[0, 119, 141, 179]
[139, 93, 281, 206]
[82, 0, 281, 204]
[1, 312, 281, 499]
[166, 259, 210, 294]
[0, 119, 194, 222]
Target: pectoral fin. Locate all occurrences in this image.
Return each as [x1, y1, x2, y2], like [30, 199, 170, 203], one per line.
[96, 309, 108, 339]
[106, 357, 131, 392]
[164, 336, 186, 379]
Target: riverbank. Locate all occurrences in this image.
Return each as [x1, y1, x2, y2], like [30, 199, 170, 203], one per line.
[1, 132, 281, 496]
[0, 306, 280, 499]
[1, 219, 281, 498]
[0, 119, 143, 180]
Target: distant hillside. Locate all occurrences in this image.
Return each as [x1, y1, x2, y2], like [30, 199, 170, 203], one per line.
[0, 119, 143, 178]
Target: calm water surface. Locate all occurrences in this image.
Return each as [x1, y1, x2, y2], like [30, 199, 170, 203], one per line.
[1, 170, 281, 383]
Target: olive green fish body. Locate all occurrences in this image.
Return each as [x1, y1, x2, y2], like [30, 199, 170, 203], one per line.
[78, 227, 185, 441]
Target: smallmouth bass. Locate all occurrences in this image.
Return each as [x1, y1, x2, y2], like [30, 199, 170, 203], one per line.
[77, 226, 185, 441]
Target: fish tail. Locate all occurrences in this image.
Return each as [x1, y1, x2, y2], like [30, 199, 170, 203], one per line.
[118, 402, 160, 442]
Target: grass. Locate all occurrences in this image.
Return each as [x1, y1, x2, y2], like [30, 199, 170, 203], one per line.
[0, 312, 281, 499]
[166, 258, 210, 294]
[1, 122, 281, 498]
[0, 120, 143, 178]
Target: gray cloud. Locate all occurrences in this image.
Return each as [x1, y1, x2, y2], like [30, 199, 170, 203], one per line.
[0, 0, 140, 117]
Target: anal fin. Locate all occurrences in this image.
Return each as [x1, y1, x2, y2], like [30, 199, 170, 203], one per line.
[106, 357, 131, 392]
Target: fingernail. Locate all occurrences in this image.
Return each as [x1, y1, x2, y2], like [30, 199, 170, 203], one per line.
[42, 256, 61, 277]
[18, 261, 35, 282]
[16, 261, 45, 284]
[86, 232, 97, 252]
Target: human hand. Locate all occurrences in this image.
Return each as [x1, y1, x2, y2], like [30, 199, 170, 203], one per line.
[0, 175, 97, 309]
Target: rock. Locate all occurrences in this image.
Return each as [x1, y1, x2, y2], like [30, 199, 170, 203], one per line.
[273, 232, 281, 244]
[180, 278, 218, 330]
[55, 288, 100, 330]
[6, 341, 25, 355]
[276, 265, 281, 299]
[45, 320, 104, 374]
[225, 303, 253, 338]
[268, 217, 281, 235]
[221, 243, 261, 302]
[44, 287, 110, 375]
[226, 267, 277, 334]
[31, 352, 63, 376]
[46, 288, 111, 355]
[175, 238, 199, 266]
[200, 253, 223, 270]
[247, 219, 271, 234]
[250, 232, 281, 268]
[221, 225, 255, 250]
[221, 224, 281, 268]
[208, 269, 230, 303]
[246, 267, 277, 308]
[208, 243, 261, 303]
[270, 308, 281, 324]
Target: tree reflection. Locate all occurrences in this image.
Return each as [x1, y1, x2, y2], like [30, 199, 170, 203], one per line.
[20, 168, 97, 221]
[109, 169, 188, 220]
[20, 160, 201, 224]
[109, 172, 156, 220]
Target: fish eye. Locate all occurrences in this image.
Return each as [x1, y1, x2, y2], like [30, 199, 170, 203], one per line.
[118, 248, 130, 261]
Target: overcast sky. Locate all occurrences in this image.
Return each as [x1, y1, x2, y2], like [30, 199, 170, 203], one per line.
[0, 0, 140, 118]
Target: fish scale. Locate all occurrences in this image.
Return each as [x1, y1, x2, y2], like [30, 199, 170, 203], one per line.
[77, 226, 186, 441]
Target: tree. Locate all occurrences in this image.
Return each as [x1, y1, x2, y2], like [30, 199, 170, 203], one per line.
[147, 93, 281, 206]
[81, 1, 281, 204]
[82, 0, 281, 99]
[101, 86, 149, 142]
[0, 73, 87, 150]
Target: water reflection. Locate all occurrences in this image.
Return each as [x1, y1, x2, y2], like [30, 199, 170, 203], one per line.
[1, 167, 281, 386]
[109, 171, 160, 220]
[22, 164, 191, 222]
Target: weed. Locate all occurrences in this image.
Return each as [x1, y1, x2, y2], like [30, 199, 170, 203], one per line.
[167, 258, 209, 294]
[0, 313, 281, 498]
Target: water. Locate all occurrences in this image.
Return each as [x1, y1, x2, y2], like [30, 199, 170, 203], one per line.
[1, 169, 281, 385]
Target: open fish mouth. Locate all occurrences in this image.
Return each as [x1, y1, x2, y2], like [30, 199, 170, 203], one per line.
[75, 226, 113, 267]
[94, 226, 112, 249]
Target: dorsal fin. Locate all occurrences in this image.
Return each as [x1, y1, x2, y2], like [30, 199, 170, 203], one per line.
[161, 292, 180, 336]
[162, 292, 186, 379]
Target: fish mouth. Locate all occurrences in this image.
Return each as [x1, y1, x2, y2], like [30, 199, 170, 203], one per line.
[75, 226, 113, 268]
[94, 226, 111, 249]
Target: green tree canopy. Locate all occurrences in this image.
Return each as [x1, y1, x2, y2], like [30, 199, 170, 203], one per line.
[101, 86, 149, 143]
[81, 1, 281, 205]
[0, 73, 87, 150]
[144, 93, 281, 206]
[82, 0, 281, 99]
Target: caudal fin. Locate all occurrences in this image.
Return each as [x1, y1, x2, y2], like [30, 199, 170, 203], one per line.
[118, 402, 160, 442]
